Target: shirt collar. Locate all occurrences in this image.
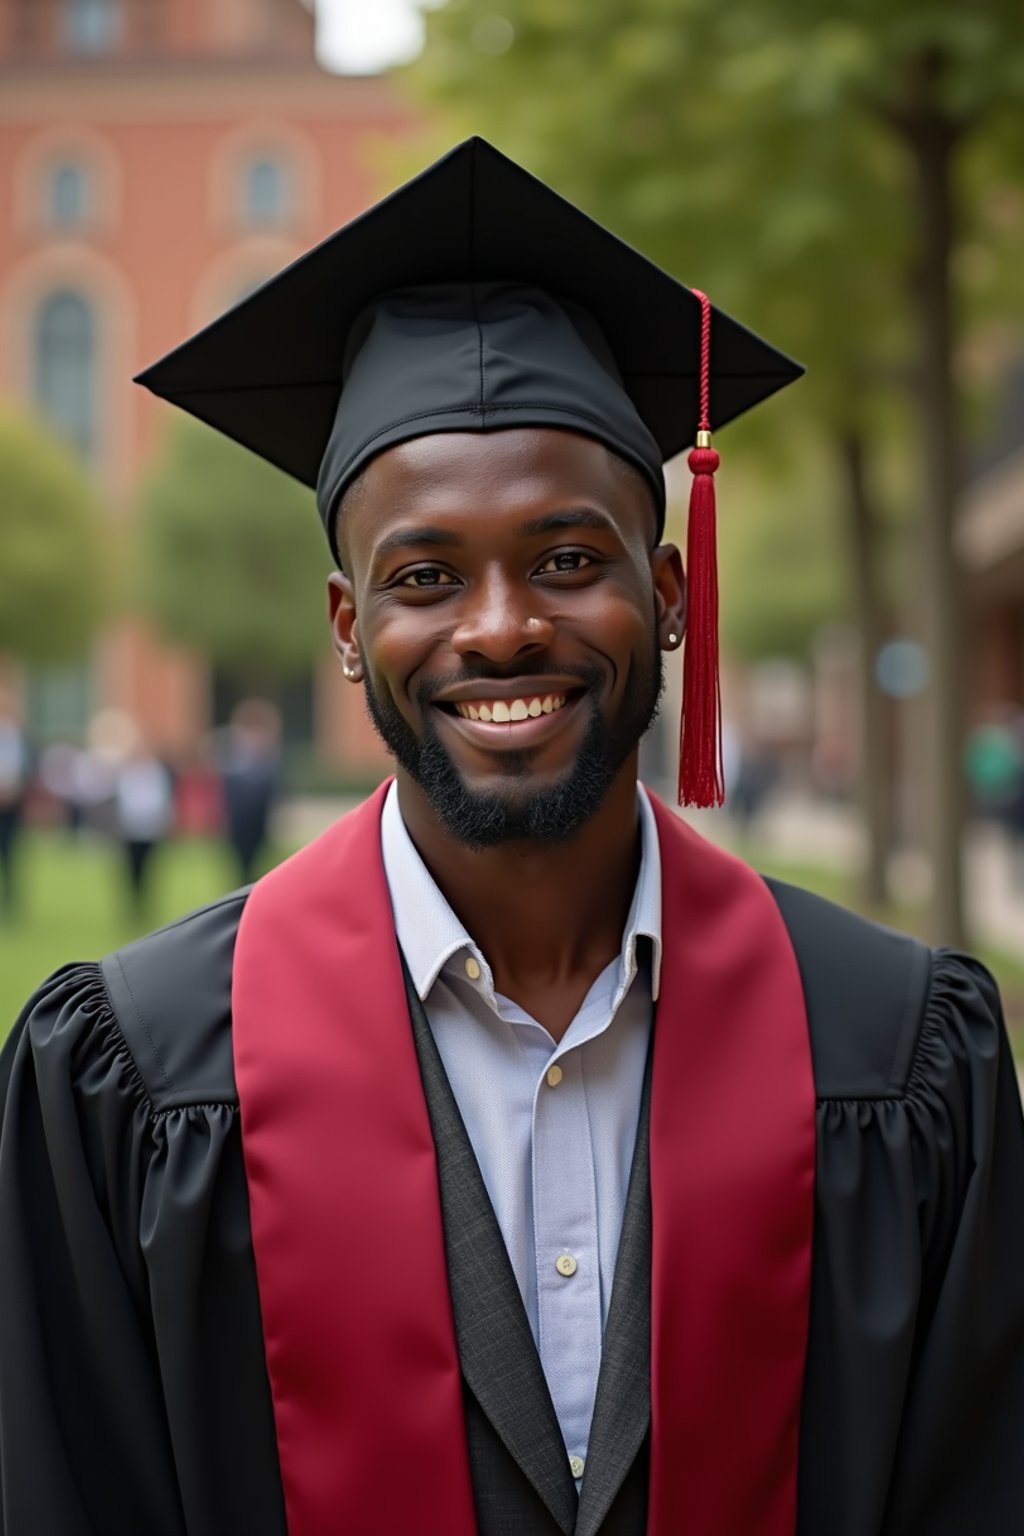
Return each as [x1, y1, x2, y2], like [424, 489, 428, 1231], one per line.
[380, 780, 663, 1003]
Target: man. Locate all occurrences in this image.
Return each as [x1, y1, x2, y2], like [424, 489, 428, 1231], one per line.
[1, 138, 1022, 1536]
[216, 699, 281, 885]
[111, 725, 176, 922]
[0, 691, 30, 921]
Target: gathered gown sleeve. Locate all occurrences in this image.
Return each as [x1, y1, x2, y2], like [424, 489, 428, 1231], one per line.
[0, 959, 269, 1536]
[883, 951, 1024, 1532]
[0, 964, 186, 1534]
[801, 947, 1024, 1535]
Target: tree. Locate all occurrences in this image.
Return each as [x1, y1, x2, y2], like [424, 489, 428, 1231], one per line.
[718, 464, 845, 666]
[139, 417, 331, 683]
[0, 406, 107, 664]
[406, 0, 1024, 939]
[404, 0, 909, 909]
[724, 0, 1024, 942]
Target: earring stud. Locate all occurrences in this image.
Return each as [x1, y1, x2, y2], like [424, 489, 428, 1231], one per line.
[668, 632, 678, 645]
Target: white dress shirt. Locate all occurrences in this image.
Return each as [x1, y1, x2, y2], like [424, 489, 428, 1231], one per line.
[380, 780, 662, 1480]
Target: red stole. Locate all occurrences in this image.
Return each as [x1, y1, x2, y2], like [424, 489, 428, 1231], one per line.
[233, 781, 815, 1535]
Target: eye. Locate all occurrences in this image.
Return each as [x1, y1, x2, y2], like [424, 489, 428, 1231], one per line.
[536, 550, 595, 575]
[395, 566, 459, 589]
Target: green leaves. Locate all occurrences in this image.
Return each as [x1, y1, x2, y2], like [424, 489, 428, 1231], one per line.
[138, 418, 331, 681]
[718, 457, 846, 662]
[0, 407, 107, 664]
[406, 0, 1024, 667]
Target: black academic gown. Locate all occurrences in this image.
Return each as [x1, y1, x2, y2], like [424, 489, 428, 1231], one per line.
[1, 879, 1023, 1536]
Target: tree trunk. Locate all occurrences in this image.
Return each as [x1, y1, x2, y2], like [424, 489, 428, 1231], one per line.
[899, 51, 967, 946]
[837, 429, 890, 910]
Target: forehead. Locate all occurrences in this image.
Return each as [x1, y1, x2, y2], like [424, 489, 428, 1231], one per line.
[341, 426, 655, 561]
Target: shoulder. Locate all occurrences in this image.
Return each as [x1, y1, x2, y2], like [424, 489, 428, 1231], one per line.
[763, 877, 1001, 1102]
[97, 888, 250, 1112]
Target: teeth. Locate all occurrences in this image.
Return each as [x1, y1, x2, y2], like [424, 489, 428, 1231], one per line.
[454, 692, 567, 722]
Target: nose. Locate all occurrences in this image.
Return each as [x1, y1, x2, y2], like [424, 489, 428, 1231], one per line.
[449, 571, 555, 664]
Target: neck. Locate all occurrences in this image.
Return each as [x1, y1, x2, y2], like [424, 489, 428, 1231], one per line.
[395, 762, 643, 1038]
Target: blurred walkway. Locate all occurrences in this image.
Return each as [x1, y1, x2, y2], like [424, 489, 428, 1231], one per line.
[709, 791, 1024, 960]
[702, 792, 1024, 1098]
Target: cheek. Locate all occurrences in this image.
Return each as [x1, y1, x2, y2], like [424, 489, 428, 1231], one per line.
[358, 607, 449, 697]
[557, 579, 652, 658]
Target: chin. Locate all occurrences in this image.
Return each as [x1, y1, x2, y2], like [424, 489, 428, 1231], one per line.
[453, 755, 577, 801]
[424, 748, 621, 849]
[363, 661, 657, 847]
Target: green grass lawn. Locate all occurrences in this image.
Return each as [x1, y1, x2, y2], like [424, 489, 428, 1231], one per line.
[2, 829, 1022, 1061]
[0, 831, 260, 1039]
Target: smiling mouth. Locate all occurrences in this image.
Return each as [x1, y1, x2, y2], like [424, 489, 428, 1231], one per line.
[445, 692, 569, 724]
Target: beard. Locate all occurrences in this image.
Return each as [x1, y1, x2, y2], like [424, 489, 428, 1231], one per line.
[360, 634, 664, 849]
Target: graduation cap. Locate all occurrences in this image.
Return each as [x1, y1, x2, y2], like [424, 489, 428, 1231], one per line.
[135, 136, 803, 808]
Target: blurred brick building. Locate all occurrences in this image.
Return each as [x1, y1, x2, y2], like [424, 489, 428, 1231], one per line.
[0, 0, 410, 778]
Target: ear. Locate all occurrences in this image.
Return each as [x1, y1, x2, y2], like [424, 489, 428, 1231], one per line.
[651, 543, 686, 652]
[327, 572, 362, 682]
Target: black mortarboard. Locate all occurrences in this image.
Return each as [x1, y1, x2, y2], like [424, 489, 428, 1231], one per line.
[135, 136, 804, 808]
[135, 137, 800, 549]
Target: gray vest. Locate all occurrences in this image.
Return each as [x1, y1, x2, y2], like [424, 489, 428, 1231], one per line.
[407, 976, 651, 1536]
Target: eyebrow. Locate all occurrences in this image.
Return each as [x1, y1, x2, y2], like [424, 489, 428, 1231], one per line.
[519, 508, 617, 537]
[372, 526, 464, 565]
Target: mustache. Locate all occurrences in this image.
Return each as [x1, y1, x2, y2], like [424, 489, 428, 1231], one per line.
[416, 660, 605, 708]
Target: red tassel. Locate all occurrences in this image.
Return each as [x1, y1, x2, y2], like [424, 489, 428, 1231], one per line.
[678, 288, 724, 808]
[679, 443, 724, 806]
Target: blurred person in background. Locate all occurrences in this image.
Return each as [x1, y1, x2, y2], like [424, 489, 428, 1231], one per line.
[173, 744, 226, 840]
[38, 740, 88, 836]
[0, 691, 31, 921]
[216, 698, 281, 884]
[964, 705, 1024, 890]
[728, 731, 780, 837]
[1, 142, 1022, 1536]
[112, 727, 175, 922]
[80, 708, 137, 836]
[1005, 710, 1024, 891]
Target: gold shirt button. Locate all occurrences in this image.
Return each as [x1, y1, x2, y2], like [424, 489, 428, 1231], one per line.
[555, 1253, 578, 1277]
[569, 1456, 586, 1479]
[546, 1064, 563, 1088]
[464, 956, 481, 980]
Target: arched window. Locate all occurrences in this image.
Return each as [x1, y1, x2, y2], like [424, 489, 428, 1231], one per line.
[64, 0, 121, 53]
[48, 161, 92, 229]
[33, 290, 98, 462]
[243, 156, 290, 227]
